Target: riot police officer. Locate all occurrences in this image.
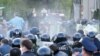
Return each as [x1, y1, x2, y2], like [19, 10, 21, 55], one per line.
[40, 33, 50, 42]
[25, 33, 38, 55]
[72, 33, 82, 48]
[53, 33, 72, 56]
[73, 33, 82, 42]
[9, 28, 22, 38]
[53, 33, 67, 43]
[12, 38, 21, 48]
[72, 33, 82, 56]
[49, 44, 68, 56]
[30, 27, 40, 38]
[81, 37, 97, 56]
[37, 46, 52, 56]
[25, 34, 37, 45]
[87, 31, 100, 56]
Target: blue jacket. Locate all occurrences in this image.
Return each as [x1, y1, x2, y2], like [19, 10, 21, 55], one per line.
[8, 16, 25, 30]
[0, 44, 12, 56]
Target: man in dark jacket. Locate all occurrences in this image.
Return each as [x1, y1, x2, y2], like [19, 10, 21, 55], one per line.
[20, 38, 36, 56]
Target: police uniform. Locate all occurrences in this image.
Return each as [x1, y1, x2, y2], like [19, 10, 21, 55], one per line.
[12, 38, 21, 48]
[93, 38, 100, 56]
[53, 33, 72, 56]
[81, 37, 98, 56]
[86, 31, 100, 56]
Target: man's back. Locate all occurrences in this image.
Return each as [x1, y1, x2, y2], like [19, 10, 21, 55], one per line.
[0, 44, 12, 56]
[8, 16, 25, 30]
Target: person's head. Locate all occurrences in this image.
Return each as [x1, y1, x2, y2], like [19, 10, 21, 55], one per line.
[1, 39, 9, 45]
[20, 38, 33, 53]
[12, 38, 21, 48]
[10, 47, 21, 56]
[13, 29, 22, 38]
[53, 33, 67, 43]
[9, 29, 22, 38]
[81, 37, 97, 56]
[25, 34, 37, 45]
[37, 46, 51, 56]
[40, 33, 50, 42]
[80, 19, 88, 25]
[87, 31, 96, 38]
[77, 30, 84, 36]
[30, 27, 40, 38]
[30, 27, 40, 35]
[73, 33, 82, 42]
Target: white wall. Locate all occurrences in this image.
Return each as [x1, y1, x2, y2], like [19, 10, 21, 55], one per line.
[73, 3, 80, 20]
[82, 0, 96, 19]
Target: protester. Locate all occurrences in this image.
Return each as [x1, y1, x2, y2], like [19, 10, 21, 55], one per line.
[20, 38, 35, 56]
[10, 47, 21, 56]
[8, 12, 25, 30]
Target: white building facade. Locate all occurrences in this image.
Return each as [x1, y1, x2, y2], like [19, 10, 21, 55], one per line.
[81, 0, 100, 19]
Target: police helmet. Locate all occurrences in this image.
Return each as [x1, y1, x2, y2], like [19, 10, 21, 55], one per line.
[25, 34, 37, 44]
[37, 46, 51, 56]
[13, 29, 22, 37]
[73, 33, 82, 41]
[53, 33, 67, 43]
[30, 27, 40, 35]
[77, 30, 84, 36]
[9, 30, 14, 38]
[0, 34, 4, 41]
[87, 31, 96, 38]
[80, 19, 88, 25]
[40, 33, 50, 42]
[22, 31, 30, 36]
[12, 38, 21, 48]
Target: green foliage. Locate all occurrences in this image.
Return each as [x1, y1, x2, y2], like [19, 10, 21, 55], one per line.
[93, 9, 100, 20]
[60, 0, 73, 18]
[0, 0, 73, 19]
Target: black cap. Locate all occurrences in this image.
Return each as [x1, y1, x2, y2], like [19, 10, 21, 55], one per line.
[30, 27, 40, 35]
[40, 33, 50, 42]
[54, 33, 67, 43]
[73, 33, 82, 41]
[12, 38, 21, 48]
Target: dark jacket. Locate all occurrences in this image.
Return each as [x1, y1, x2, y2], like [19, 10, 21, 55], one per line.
[21, 51, 35, 56]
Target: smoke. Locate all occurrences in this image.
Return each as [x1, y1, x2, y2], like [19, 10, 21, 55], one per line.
[39, 13, 63, 37]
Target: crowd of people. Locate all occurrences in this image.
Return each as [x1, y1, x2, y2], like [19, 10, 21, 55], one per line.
[0, 26, 99, 56]
[0, 9, 99, 56]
